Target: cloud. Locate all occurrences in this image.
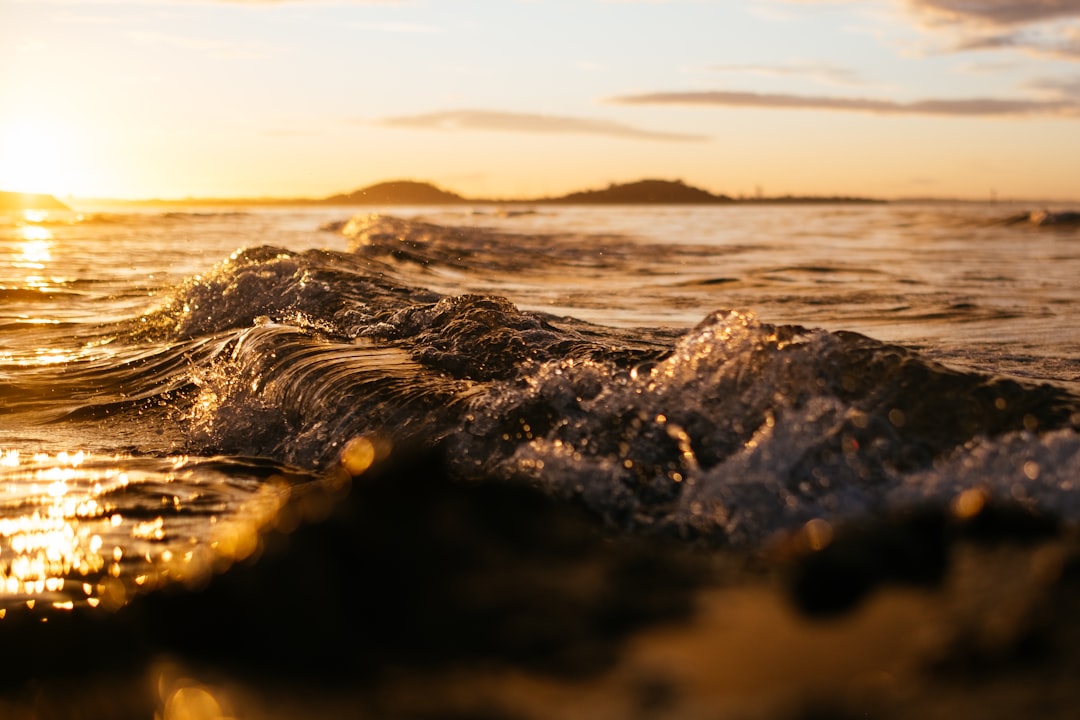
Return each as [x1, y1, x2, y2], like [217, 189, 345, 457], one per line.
[610, 89, 1080, 116]
[202, 1, 404, 4]
[377, 109, 708, 142]
[353, 21, 442, 34]
[956, 58, 1023, 72]
[52, 11, 139, 23]
[1026, 73, 1080, 98]
[779, 2, 1080, 62]
[899, 1, 1080, 59]
[128, 30, 267, 58]
[905, 0, 1080, 27]
[951, 24, 1080, 59]
[711, 62, 865, 86]
[39, 1, 404, 5]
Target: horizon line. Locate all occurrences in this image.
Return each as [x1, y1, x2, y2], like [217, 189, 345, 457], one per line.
[9, 178, 1080, 207]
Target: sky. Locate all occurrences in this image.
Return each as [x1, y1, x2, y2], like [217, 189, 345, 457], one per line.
[2, 0, 1080, 201]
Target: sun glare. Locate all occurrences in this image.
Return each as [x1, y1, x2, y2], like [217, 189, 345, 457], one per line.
[17, 236, 53, 266]
[0, 119, 79, 196]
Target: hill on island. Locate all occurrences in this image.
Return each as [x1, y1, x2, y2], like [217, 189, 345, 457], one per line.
[322, 180, 466, 205]
[84, 178, 881, 207]
[544, 179, 730, 204]
[315, 178, 730, 205]
[0, 191, 71, 211]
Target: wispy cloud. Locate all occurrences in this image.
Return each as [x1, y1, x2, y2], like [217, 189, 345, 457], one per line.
[610, 89, 1080, 116]
[899, 1, 1080, 60]
[128, 30, 267, 58]
[905, 0, 1080, 27]
[955, 58, 1023, 73]
[191, 1, 404, 4]
[781, 1, 1080, 61]
[260, 128, 311, 137]
[951, 27, 1080, 58]
[51, 11, 139, 24]
[1026, 73, 1080, 98]
[378, 109, 708, 142]
[37, 1, 404, 5]
[711, 62, 866, 85]
[353, 21, 442, 34]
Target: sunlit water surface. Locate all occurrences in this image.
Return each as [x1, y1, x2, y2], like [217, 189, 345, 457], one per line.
[1, 202, 1078, 612]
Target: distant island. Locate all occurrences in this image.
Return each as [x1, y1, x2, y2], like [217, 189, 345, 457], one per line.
[0, 191, 71, 212]
[91, 178, 883, 207]
[320, 180, 467, 205]
[313, 178, 737, 205]
[541, 179, 730, 204]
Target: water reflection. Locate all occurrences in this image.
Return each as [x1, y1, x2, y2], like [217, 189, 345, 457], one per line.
[0, 451, 295, 614]
[1, 217, 54, 295]
[17, 229, 52, 261]
[20, 209, 51, 224]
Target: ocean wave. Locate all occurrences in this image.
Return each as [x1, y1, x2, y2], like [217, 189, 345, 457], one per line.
[338, 211, 743, 283]
[0, 287, 90, 304]
[444, 309, 1079, 543]
[5, 206, 1080, 717]
[25, 217, 1062, 547]
[998, 210, 1080, 228]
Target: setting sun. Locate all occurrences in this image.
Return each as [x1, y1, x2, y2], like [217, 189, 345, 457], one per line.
[0, 118, 79, 197]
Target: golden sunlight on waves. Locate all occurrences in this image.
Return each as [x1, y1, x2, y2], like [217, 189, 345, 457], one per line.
[17, 229, 52, 260]
[1, 218, 57, 298]
[0, 451, 290, 615]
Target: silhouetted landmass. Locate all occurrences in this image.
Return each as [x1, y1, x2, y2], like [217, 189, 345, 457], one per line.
[314, 178, 882, 205]
[541, 179, 731, 204]
[0, 191, 71, 211]
[82, 178, 886, 207]
[741, 194, 883, 205]
[321, 180, 466, 205]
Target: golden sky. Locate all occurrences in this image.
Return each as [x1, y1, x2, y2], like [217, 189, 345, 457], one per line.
[2, 0, 1080, 201]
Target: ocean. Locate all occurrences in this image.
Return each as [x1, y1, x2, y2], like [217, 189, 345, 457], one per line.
[1, 202, 1079, 718]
